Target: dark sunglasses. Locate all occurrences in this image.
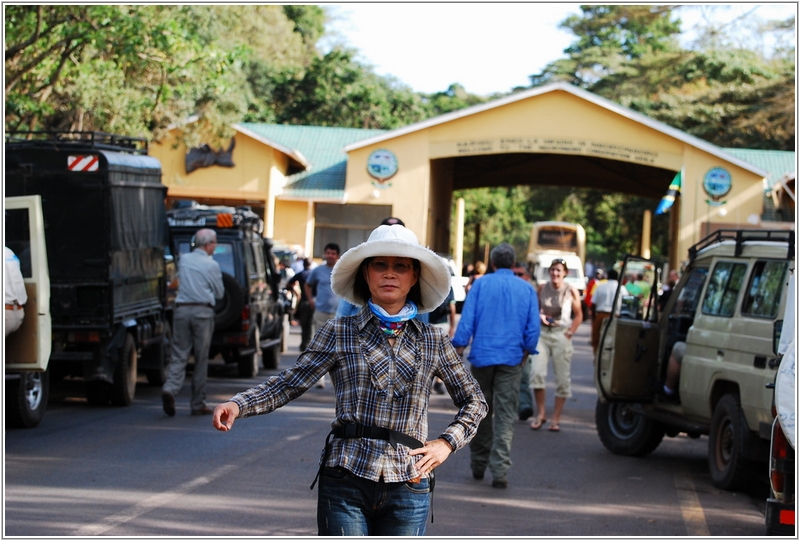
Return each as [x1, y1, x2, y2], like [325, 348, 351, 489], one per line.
[514, 272, 525, 277]
[550, 258, 568, 270]
[369, 260, 414, 274]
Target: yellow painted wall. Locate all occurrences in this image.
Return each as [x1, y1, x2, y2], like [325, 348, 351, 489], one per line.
[150, 129, 295, 239]
[678, 147, 767, 260]
[426, 92, 684, 171]
[345, 131, 433, 241]
[274, 199, 313, 252]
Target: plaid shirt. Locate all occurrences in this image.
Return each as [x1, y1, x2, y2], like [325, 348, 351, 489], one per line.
[230, 306, 488, 483]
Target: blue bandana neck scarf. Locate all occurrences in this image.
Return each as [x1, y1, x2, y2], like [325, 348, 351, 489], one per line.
[368, 299, 418, 337]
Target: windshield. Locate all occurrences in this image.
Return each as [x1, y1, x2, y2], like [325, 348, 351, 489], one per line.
[178, 241, 236, 276]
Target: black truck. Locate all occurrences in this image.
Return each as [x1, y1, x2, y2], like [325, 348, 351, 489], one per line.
[5, 132, 172, 416]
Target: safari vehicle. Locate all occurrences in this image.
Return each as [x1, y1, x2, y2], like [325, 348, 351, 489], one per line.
[5, 132, 172, 414]
[5, 196, 52, 428]
[594, 229, 794, 491]
[166, 202, 285, 377]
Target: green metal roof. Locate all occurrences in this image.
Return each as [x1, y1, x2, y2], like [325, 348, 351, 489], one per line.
[723, 148, 796, 190]
[237, 123, 385, 199]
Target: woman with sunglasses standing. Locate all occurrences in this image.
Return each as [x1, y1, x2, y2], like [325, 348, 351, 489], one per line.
[528, 258, 583, 432]
[212, 224, 487, 536]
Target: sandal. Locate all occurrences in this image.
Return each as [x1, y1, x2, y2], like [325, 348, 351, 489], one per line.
[548, 423, 560, 432]
[530, 418, 547, 430]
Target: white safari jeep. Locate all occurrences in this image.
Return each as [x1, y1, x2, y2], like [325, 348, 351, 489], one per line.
[595, 229, 794, 491]
[5, 195, 52, 428]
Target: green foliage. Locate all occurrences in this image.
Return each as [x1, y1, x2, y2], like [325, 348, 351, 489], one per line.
[532, 5, 682, 87]
[530, 4, 795, 150]
[282, 5, 326, 49]
[420, 83, 490, 117]
[628, 50, 795, 150]
[265, 48, 428, 129]
[6, 5, 259, 145]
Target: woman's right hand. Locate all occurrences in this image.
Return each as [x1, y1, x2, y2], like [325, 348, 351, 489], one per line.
[212, 401, 240, 432]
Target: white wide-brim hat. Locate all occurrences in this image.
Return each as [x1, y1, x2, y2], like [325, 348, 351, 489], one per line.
[331, 224, 451, 313]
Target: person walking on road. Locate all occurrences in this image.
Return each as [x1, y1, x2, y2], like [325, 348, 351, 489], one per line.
[528, 258, 582, 432]
[304, 242, 341, 388]
[452, 243, 540, 489]
[162, 228, 224, 417]
[212, 224, 487, 536]
[590, 269, 627, 355]
[286, 258, 313, 352]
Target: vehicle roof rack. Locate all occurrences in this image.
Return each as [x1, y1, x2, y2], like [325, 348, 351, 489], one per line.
[688, 229, 795, 262]
[5, 131, 149, 155]
[167, 202, 263, 234]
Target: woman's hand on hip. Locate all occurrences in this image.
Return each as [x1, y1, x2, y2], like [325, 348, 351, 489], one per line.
[408, 438, 453, 474]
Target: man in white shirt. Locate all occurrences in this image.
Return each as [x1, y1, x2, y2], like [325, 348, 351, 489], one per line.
[5, 246, 28, 336]
[162, 229, 225, 416]
[590, 269, 628, 355]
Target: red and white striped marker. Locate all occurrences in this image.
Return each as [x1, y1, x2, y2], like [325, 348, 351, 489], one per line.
[67, 155, 99, 172]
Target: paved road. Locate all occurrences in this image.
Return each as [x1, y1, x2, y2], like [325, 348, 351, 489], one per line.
[5, 319, 769, 536]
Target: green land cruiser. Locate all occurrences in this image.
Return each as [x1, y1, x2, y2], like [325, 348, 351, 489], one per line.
[595, 229, 794, 491]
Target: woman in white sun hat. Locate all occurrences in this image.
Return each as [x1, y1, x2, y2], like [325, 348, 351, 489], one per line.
[212, 224, 487, 536]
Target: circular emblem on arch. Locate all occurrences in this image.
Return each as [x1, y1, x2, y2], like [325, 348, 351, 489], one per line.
[703, 167, 732, 199]
[366, 149, 398, 182]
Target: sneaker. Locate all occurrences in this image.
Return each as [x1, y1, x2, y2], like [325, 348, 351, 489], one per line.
[518, 407, 533, 421]
[471, 467, 485, 480]
[433, 380, 446, 395]
[316, 376, 326, 389]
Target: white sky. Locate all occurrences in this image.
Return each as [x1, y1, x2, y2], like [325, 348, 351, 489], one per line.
[323, 3, 797, 96]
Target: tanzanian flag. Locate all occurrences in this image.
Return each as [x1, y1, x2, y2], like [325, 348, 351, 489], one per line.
[655, 171, 682, 215]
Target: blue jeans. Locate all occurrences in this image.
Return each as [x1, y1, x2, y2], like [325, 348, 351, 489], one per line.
[317, 467, 430, 536]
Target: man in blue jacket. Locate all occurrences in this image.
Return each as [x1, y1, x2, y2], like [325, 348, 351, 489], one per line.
[452, 243, 540, 489]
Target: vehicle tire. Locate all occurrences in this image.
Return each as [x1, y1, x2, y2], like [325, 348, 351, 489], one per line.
[236, 327, 259, 378]
[214, 272, 244, 330]
[110, 333, 138, 406]
[708, 394, 751, 490]
[6, 370, 50, 428]
[146, 321, 171, 386]
[595, 399, 665, 457]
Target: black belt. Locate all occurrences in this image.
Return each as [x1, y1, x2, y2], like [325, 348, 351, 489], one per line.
[176, 302, 214, 308]
[332, 422, 424, 450]
[310, 422, 425, 490]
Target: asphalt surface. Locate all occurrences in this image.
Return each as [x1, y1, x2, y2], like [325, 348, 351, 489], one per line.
[4, 317, 771, 536]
